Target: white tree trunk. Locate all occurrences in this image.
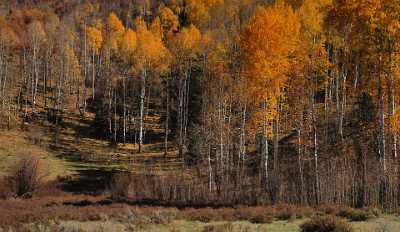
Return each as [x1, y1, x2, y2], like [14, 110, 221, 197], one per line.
[339, 69, 347, 139]
[139, 67, 146, 153]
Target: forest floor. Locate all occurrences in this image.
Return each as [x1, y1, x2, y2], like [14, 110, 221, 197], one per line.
[1, 102, 400, 231]
[0, 103, 187, 194]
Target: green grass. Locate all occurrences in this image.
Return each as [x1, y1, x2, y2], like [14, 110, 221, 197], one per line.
[36, 216, 399, 232]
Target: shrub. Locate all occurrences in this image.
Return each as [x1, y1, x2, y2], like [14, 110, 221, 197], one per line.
[108, 172, 132, 200]
[275, 204, 296, 221]
[248, 214, 273, 224]
[8, 155, 43, 198]
[186, 208, 216, 223]
[234, 207, 273, 224]
[337, 208, 371, 222]
[297, 207, 316, 219]
[364, 207, 381, 217]
[316, 204, 340, 216]
[300, 216, 353, 232]
[0, 177, 13, 199]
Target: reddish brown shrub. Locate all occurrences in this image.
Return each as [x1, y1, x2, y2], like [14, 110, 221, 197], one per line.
[234, 206, 274, 224]
[337, 208, 371, 222]
[0, 177, 13, 199]
[300, 216, 353, 232]
[7, 154, 44, 198]
[274, 204, 296, 220]
[316, 204, 340, 215]
[108, 172, 133, 200]
[183, 208, 219, 222]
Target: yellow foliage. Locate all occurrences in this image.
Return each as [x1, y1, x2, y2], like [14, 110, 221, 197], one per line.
[0, 25, 20, 48]
[392, 108, 400, 135]
[150, 17, 162, 38]
[299, 0, 332, 37]
[135, 18, 169, 73]
[120, 28, 137, 59]
[107, 12, 124, 33]
[186, 0, 223, 28]
[169, 24, 201, 60]
[158, 6, 179, 34]
[241, 3, 301, 101]
[86, 26, 103, 54]
[106, 12, 124, 51]
[27, 20, 47, 45]
[241, 2, 303, 126]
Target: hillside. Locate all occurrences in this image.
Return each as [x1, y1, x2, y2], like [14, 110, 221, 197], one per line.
[0, 0, 400, 213]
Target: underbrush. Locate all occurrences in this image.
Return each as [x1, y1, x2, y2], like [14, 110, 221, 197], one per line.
[1, 154, 44, 198]
[300, 216, 353, 232]
[180, 204, 313, 224]
[0, 186, 388, 231]
[336, 208, 372, 221]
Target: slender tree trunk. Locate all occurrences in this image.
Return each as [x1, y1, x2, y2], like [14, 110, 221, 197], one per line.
[184, 66, 191, 146]
[114, 88, 117, 144]
[178, 72, 185, 157]
[123, 74, 126, 144]
[339, 68, 347, 139]
[238, 103, 247, 187]
[298, 113, 304, 204]
[272, 102, 280, 203]
[219, 101, 224, 171]
[312, 91, 320, 205]
[108, 83, 112, 140]
[92, 50, 95, 100]
[32, 46, 37, 113]
[208, 144, 213, 192]
[378, 55, 386, 171]
[139, 67, 146, 153]
[82, 24, 88, 115]
[164, 78, 169, 158]
[388, 68, 397, 159]
[263, 100, 269, 189]
[2, 60, 8, 110]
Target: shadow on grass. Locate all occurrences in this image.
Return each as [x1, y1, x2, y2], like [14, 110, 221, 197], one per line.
[59, 167, 115, 195]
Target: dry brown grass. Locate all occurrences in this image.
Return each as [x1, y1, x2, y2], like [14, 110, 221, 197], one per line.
[0, 130, 73, 180]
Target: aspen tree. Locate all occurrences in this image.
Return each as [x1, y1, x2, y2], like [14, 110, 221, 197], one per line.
[85, 25, 102, 100]
[134, 18, 168, 153]
[241, 1, 302, 201]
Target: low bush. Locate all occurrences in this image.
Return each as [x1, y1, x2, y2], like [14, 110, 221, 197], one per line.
[185, 208, 217, 222]
[108, 172, 133, 201]
[337, 208, 371, 221]
[7, 155, 44, 198]
[300, 216, 353, 232]
[364, 207, 381, 218]
[234, 207, 273, 224]
[275, 204, 296, 220]
[316, 204, 340, 216]
[248, 213, 273, 224]
[0, 177, 12, 199]
[297, 207, 316, 219]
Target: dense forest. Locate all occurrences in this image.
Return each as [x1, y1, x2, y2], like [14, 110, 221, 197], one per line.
[1, 0, 400, 210]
